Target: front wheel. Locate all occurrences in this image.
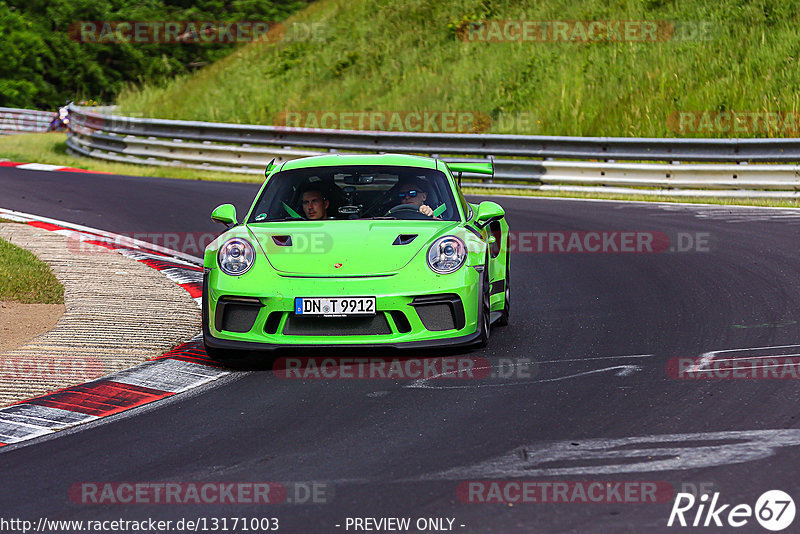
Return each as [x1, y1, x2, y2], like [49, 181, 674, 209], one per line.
[496, 247, 510, 327]
[474, 259, 491, 348]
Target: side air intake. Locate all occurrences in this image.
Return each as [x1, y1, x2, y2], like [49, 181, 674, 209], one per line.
[392, 234, 418, 245]
[271, 235, 292, 246]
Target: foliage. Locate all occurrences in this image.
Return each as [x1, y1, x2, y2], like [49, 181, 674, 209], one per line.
[0, 0, 309, 108]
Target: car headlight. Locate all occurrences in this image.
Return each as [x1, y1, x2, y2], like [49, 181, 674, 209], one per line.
[427, 236, 467, 274]
[218, 238, 255, 275]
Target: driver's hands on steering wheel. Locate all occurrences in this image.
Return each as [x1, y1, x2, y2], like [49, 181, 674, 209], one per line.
[419, 204, 434, 217]
[385, 203, 436, 219]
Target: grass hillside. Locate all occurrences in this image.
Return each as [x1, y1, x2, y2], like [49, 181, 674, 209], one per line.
[117, 0, 800, 137]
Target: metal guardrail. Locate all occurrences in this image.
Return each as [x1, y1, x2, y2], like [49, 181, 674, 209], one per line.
[0, 107, 53, 135]
[60, 105, 800, 196]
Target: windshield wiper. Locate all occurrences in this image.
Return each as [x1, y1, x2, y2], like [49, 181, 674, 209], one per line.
[369, 216, 397, 220]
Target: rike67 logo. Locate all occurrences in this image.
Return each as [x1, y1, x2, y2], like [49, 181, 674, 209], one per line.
[668, 490, 795, 531]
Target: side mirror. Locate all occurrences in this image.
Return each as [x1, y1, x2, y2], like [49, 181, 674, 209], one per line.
[474, 201, 505, 229]
[211, 204, 238, 227]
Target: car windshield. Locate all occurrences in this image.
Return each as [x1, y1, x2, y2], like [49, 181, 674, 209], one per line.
[247, 165, 461, 222]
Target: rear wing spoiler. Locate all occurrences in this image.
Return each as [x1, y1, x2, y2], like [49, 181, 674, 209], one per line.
[446, 161, 494, 176]
[445, 161, 494, 187]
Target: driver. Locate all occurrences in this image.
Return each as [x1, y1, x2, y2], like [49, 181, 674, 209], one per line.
[301, 188, 330, 220]
[395, 178, 434, 217]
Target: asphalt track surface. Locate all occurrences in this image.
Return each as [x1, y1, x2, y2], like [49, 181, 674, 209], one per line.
[3, 166, 800, 533]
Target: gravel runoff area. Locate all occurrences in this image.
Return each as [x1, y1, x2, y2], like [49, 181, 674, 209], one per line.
[0, 222, 201, 406]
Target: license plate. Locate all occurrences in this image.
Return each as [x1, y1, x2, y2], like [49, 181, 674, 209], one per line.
[294, 297, 376, 316]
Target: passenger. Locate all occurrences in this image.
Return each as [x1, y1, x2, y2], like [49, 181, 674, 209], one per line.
[301, 189, 330, 220]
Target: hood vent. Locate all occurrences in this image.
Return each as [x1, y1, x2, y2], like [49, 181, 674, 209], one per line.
[392, 234, 418, 246]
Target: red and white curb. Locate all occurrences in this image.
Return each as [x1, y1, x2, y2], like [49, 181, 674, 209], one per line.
[0, 208, 226, 447]
[0, 161, 112, 174]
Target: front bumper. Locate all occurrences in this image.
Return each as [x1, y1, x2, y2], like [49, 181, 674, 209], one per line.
[202, 265, 482, 350]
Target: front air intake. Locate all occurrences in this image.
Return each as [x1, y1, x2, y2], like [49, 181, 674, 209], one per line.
[284, 314, 392, 335]
[410, 294, 465, 331]
[216, 297, 263, 333]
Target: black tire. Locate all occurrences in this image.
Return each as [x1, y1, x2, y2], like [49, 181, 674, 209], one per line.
[496, 246, 510, 327]
[474, 257, 491, 348]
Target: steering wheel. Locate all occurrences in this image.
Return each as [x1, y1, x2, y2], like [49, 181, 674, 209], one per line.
[385, 204, 431, 219]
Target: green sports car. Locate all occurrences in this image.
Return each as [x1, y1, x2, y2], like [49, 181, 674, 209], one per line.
[202, 153, 510, 358]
